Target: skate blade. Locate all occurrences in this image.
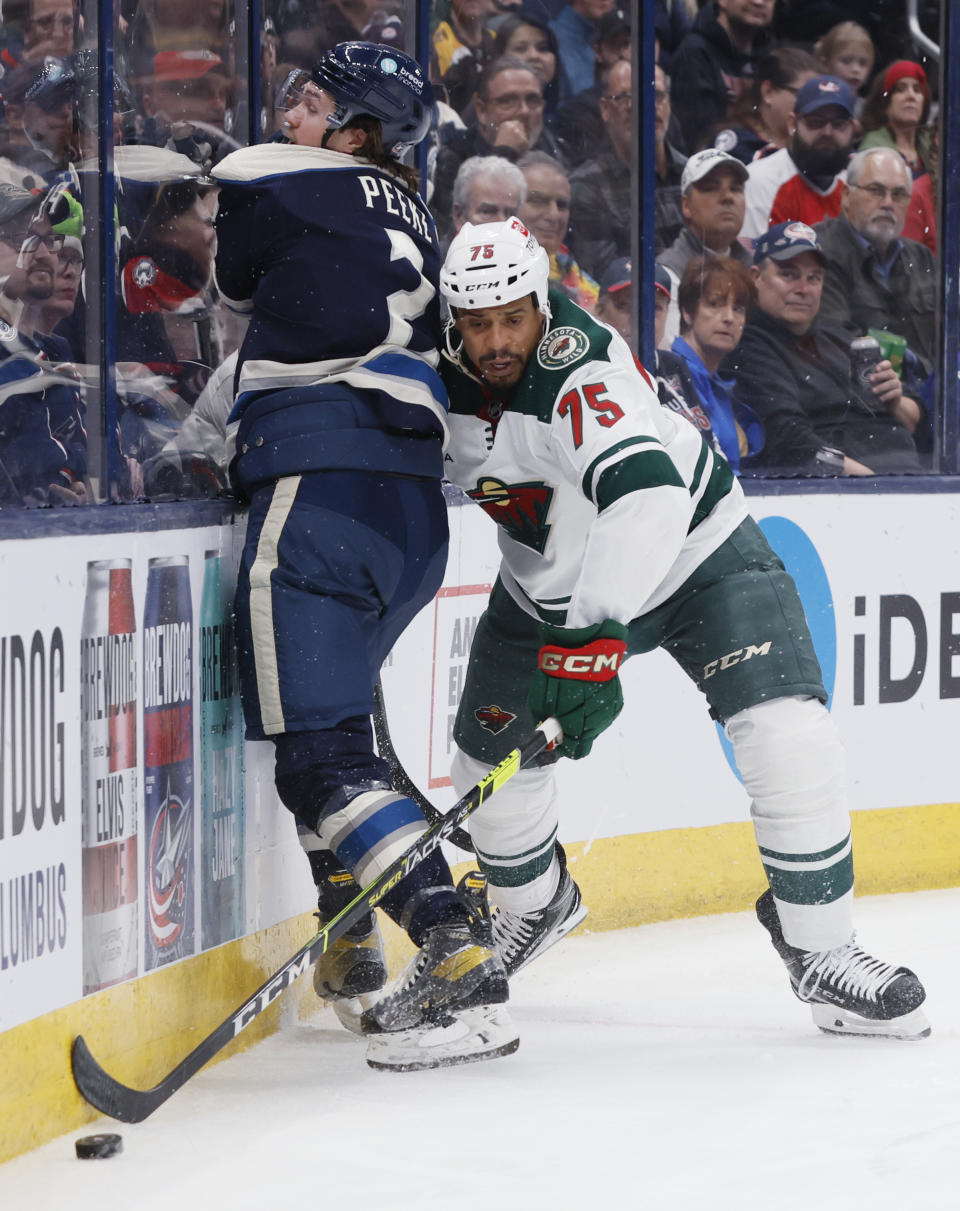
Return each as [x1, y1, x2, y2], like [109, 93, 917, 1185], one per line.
[331, 992, 380, 1036]
[812, 1002, 931, 1040]
[512, 903, 589, 976]
[365, 1005, 519, 1072]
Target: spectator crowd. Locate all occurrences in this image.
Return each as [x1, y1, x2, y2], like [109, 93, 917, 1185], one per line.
[0, 0, 945, 505]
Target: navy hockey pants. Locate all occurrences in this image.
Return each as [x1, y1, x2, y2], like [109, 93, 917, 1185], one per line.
[235, 469, 470, 940]
[235, 469, 447, 791]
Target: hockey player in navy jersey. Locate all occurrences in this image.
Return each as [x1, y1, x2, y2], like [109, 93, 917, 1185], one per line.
[212, 43, 516, 1071]
[436, 216, 929, 1042]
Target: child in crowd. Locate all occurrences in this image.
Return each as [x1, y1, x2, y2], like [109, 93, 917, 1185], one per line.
[814, 21, 875, 113]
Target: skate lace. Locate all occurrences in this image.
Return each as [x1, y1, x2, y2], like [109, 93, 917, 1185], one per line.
[389, 924, 471, 998]
[492, 908, 539, 964]
[395, 950, 431, 994]
[797, 938, 901, 1003]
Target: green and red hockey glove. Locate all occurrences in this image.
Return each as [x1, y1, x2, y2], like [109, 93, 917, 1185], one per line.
[528, 620, 628, 760]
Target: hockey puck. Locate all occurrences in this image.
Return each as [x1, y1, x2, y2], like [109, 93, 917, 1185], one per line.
[75, 1133, 123, 1160]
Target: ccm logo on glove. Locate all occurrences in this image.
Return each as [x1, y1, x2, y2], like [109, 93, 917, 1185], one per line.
[537, 639, 626, 681]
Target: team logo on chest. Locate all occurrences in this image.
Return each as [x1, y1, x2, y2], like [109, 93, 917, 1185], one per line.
[537, 326, 589, 370]
[467, 477, 554, 554]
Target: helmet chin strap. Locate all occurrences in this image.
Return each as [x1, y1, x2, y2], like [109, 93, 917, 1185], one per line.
[442, 316, 464, 363]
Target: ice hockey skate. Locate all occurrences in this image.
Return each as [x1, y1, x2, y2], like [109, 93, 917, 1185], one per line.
[756, 889, 930, 1039]
[362, 873, 518, 1071]
[312, 866, 388, 1035]
[490, 843, 588, 977]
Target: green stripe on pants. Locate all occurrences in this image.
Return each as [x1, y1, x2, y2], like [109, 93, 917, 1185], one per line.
[476, 829, 558, 888]
[760, 833, 854, 905]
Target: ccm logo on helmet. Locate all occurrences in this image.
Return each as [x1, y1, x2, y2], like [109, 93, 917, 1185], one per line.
[538, 638, 625, 681]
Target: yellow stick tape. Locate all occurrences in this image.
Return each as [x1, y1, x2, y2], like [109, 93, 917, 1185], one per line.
[487, 750, 520, 795]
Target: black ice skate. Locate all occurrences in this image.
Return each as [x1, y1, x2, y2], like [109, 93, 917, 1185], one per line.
[312, 866, 388, 1034]
[362, 873, 518, 1071]
[490, 842, 588, 977]
[756, 889, 930, 1039]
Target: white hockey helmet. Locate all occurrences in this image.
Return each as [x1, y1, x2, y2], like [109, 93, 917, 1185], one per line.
[440, 217, 551, 316]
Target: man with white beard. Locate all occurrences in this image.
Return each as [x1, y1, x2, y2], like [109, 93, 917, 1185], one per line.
[814, 147, 936, 380]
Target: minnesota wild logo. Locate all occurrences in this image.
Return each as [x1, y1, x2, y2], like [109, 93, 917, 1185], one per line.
[468, 477, 554, 553]
[537, 326, 589, 370]
[474, 704, 517, 734]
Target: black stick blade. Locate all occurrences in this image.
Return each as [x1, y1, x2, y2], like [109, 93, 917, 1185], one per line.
[72, 1036, 168, 1124]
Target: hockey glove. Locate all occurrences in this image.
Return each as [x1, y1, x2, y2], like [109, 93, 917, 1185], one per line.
[528, 621, 628, 760]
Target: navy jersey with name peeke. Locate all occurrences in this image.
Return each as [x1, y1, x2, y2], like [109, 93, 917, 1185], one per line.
[212, 144, 448, 443]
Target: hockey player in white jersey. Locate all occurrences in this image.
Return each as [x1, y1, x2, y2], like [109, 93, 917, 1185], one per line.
[437, 216, 929, 1041]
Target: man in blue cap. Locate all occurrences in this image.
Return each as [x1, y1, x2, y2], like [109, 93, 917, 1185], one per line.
[724, 220, 923, 475]
[742, 75, 858, 240]
[595, 256, 632, 342]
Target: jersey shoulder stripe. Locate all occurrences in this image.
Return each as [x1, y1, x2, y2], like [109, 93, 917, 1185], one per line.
[595, 449, 687, 511]
[213, 144, 363, 184]
[581, 435, 659, 500]
[689, 445, 736, 530]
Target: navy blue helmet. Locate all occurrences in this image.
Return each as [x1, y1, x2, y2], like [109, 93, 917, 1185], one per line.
[311, 42, 436, 156]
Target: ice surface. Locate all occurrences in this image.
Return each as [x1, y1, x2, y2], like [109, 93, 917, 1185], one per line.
[5, 889, 957, 1211]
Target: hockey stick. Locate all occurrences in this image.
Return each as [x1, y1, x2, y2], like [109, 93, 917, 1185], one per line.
[372, 678, 475, 852]
[71, 716, 561, 1124]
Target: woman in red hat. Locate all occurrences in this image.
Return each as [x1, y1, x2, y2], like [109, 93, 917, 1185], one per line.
[858, 59, 937, 251]
[858, 59, 935, 178]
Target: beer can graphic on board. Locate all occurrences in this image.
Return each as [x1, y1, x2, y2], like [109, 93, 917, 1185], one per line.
[200, 550, 245, 949]
[143, 555, 195, 970]
[80, 559, 138, 993]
